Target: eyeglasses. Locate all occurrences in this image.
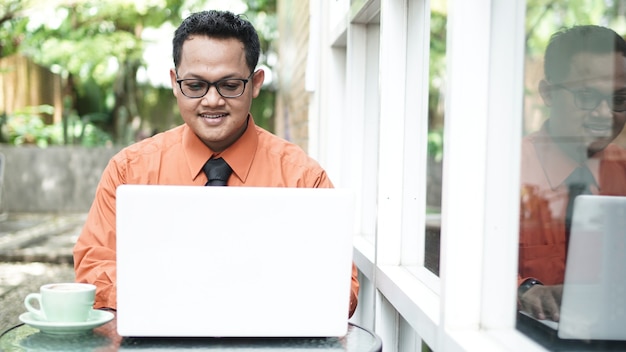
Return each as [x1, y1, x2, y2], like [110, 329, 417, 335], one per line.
[552, 83, 626, 112]
[176, 72, 254, 99]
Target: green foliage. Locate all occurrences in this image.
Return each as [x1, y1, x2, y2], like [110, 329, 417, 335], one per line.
[428, 2, 447, 160]
[2, 0, 277, 147]
[429, 9, 447, 89]
[9, 1, 188, 145]
[245, 0, 278, 55]
[0, 18, 28, 58]
[20, 1, 185, 83]
[427, 129, 444, 162]
[0, 0, 27, 57]
[525, 0, 626, 58]
[251, 89, 275, 132]
[2, 105, 112, 147]
[3, 105, 58, 147]
[57, 109, 114, 147]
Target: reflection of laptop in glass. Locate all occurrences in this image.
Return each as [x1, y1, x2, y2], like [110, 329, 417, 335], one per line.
[522, 195, 626, 341]
[115, 185, 355, 338]
[558, 195, 626, 340]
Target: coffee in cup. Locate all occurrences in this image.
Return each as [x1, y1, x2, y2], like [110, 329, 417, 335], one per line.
[24, 283, 96, 323]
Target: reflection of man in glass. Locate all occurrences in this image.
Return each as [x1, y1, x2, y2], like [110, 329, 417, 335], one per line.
[518, 25, 626, 322]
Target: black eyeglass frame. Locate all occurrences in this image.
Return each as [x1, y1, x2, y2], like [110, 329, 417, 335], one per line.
[176, 71, 255, 99]
[551, 83, 626, 113]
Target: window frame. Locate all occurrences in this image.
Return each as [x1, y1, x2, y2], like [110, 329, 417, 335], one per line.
[310, 0, 551, 350]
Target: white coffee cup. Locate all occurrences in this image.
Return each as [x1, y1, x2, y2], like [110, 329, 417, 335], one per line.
[24, 283, 96, 323]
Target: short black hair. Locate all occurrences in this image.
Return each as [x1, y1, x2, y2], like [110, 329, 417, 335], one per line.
[172, 10, 260, 73]
[544, 25, 626, 83]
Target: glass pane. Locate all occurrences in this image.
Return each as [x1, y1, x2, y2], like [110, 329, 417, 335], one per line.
[517, 1, 626, 349]
[424, 0, 447, 276]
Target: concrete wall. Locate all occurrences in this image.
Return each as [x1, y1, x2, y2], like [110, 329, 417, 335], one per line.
[0, 146, 122, 212]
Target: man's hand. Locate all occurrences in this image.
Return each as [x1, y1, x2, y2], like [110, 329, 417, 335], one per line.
[519, 284, 563, 321]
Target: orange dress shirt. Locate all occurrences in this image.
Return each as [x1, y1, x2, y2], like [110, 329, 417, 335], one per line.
[73, 117, 359, 316]
[519, 125, 626, 286]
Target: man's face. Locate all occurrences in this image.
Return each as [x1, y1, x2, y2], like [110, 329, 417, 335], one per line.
[544, 52, 626, 158]
[170, 36, 264, 152]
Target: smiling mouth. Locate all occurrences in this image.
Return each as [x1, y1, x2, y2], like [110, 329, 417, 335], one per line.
[200, 113, 227, 119]
[583, 123, 612, 136]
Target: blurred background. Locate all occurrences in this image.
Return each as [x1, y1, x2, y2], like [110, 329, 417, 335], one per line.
[0, 0, 277, 148]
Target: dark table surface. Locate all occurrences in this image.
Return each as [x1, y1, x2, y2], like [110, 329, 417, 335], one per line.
[516, 311, 626, 351]
[0, 312, 382, 352]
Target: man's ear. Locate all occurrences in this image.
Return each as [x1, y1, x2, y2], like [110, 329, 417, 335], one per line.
[538, 79, 552, 107]
[170, 68, 179, 98]
[251, 69, 265, 98]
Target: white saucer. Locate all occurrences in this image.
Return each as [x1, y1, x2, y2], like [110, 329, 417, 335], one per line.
[19, 310, 114, 335]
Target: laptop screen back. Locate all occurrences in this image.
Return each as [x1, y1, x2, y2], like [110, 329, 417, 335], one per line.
[116, 185, 355, 337]
[559, 195, 626, 340]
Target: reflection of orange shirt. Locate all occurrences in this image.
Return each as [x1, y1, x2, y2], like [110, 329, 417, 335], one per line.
[73, 117, 359, 316]
[519, 126, 626, 286]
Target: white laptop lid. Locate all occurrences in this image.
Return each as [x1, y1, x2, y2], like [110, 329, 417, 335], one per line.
[558, 195, 626, 340]
[116, 185, 355, 338]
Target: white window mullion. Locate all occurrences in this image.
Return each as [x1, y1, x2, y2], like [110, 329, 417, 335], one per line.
[442, 0, 549, 351]
[376, 293, 400, 351]
[481, 0, 526, 330]
[376, 0, 408, 267]
[377, 265, 439, 348]
[376, 1, 409, 349]
[347, 23, 377, 279]
[439, 0, 491, 343]
[402, 0, 431, 268]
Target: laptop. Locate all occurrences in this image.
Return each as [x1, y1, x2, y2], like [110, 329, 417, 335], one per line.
[557, 195, 626, 340]
[115, 185, 355, 338]
[522, 195, 626, 341]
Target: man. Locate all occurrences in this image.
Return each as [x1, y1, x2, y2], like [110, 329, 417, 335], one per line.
[73, 10, 359, 317]
[518, 25, 626, 322]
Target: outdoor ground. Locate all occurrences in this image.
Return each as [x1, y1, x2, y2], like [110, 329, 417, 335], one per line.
[0, 213, 84, 333]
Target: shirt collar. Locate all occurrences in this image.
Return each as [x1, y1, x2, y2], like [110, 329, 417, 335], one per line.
[530, 124, 601, 189]
[217, 116, 258, 183]
[183, 115, 258, 183]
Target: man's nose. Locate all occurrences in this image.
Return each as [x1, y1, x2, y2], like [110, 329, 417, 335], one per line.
[592, 99, 614, 119]
[201, 86, 224, 105]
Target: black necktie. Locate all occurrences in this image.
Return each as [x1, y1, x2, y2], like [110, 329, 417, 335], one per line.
[564, 167, 593, 249]
[203, 158, 232, 186]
